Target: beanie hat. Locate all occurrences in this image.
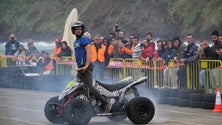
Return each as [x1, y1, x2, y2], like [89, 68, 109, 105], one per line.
[211, 30, 219, 37]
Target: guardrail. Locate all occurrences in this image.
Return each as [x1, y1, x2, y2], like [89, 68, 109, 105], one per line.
[0, 55, 221, 93]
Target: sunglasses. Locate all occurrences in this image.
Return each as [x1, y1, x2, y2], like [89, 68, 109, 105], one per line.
[74, 27, 83, 30]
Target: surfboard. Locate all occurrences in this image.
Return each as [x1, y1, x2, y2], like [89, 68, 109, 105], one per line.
[62, 8, 78, 53]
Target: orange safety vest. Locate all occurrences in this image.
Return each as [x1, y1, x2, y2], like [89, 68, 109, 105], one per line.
[53, 46, 61, 56]
[91, 44, 106, 63]
[42, 57, 54, 72]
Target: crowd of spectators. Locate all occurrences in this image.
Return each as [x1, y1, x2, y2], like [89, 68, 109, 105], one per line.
[4, 28, 222, 88]
[85, 29, 222, 89]
[4, 34, 72, 75]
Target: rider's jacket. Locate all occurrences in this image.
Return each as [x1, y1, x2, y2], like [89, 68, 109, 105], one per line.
[74, 36, 91, 67]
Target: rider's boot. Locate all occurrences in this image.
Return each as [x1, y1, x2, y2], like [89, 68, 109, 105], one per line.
[89, 86, 112, 113]
[103, 101, 112, 113]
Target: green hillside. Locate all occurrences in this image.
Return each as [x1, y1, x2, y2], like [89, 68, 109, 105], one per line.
[0, 0, 221, 41]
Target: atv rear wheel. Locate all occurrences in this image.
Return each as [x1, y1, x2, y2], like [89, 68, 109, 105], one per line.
[127, 97, 155, 124]
[44, 96, 65, 124]
[64, 98, 93, 125]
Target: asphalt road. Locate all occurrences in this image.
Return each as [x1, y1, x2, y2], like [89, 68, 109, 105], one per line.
[0, 87, 222, 125]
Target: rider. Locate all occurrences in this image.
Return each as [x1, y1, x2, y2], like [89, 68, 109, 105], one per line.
[71, 21, 111, 113]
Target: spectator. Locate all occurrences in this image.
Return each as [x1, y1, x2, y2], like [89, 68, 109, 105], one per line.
[156, 40, 166, 58]
[139, 39, 155, 87]
[5, 34, 20, 66]
[165, 37, 185, 88]
[27, 39, 37, 56]
[162, 40, 168, 50]
[84, 32, 91, 40]
[35, 51, 54, 75]
[129, 34, 135, 42]
[52, 38, 62, 74]
[162, 40, 175, 64]
[145, 32, 155, 46]
[204, 30, 220, 60]
[217, 34, 222, 57]
[197, 40, 210, 89]
[121, 38, 135, 58]
[53, 38, 62, 57]
[100, 36, 105, 44]
[103, 37, 109, 47]
[15, 44, 27, 57]
[5, 34, 20, 56]
[15, 44, 27, 65]
[59, 41, 72, 57]
[91, 36, 107, 80]
[132, 36, 142, 58]
[219, 34, 222, 45]
[108, 32, 116, 40]
[196, 40, 209, 60]
[218, 34, 222, 56]
[140, 39, 155, 63]
[108, 38, 124, 58]
[117, 31, 134, 58]
[162, 40, 175, 88]
[200, 31, 221, 90]
[173, 37, 186, 62]
[177, 34, 198, 88]
[118, 31, 128, 44]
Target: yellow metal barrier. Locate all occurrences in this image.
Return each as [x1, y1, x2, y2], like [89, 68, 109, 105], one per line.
[197, 60, 222, 93]
[152, 60, 165, 87]
[124, 58, 144, 81]
[220, 67, 222, 91]
[1, 53, 222, 93]
[56, 56, 76, 75]
[165, 60, 180, 88]
[0, 55, 7, 68]
[106, 58, 125, 81]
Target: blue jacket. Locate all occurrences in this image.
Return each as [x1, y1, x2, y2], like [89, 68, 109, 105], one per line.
[74, 36, 91, 68]
[183, 42, 198, 64]
[162, 48, 175, 64]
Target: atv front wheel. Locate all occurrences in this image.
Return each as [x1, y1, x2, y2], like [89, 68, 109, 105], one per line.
[127, 97, 155, 124]
[64, 98, 93, 125]
[44, 96, 65, 124]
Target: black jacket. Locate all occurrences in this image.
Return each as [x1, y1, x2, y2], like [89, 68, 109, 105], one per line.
[204, 41, 220, 60]
[59, 47, 72, 57]
[183, 42, 198, 64]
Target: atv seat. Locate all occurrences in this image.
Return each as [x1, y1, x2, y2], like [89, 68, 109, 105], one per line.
[95, 80, 133, 92]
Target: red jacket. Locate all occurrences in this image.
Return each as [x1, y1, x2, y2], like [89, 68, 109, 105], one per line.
[140, 42, 155, 58]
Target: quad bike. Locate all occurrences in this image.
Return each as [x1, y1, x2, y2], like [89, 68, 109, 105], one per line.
[44, 76, 155, 125]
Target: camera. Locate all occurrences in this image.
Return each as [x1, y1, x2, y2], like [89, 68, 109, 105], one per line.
[115, 24, 120, 32]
